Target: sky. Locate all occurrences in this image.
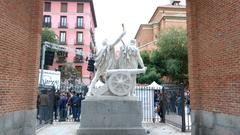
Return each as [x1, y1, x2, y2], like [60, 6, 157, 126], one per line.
[93, 0, 185, 49]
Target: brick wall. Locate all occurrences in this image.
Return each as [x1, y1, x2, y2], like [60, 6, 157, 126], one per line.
[0, 0, 43, 115]
[187, 0, 240, 116]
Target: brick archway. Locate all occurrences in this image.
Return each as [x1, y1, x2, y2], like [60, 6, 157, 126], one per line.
[0, 0, 240, 135]
[0, 0, 42, 135]
[187, 0, 240, 135]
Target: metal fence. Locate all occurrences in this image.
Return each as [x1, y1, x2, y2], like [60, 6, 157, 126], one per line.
[135, 84, 191, 132]
[36, 84, 191, 131]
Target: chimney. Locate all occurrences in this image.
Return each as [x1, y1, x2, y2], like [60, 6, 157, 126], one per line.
[170, 0, 181, 6]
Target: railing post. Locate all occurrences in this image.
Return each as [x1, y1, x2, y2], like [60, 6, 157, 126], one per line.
[40, 44, 46, 87]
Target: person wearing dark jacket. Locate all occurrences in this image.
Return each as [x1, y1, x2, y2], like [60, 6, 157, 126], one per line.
[158, 92, 167, 123]
[71, 91, 81, 121]
[59, 93, 67, 121]
[54, 91, 60, 120]
[39, 90, 49, 124]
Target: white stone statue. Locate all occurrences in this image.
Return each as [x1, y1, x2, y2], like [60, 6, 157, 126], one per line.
[87, 24, 126, 96]
[87, 24, 146, 97]
[117, 39, 146, 95]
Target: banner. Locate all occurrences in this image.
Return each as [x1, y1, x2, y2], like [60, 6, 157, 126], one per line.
[39, 70, 61, 89]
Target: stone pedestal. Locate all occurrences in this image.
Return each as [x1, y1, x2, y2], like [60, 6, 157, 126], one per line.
[77, 96, 146, 135]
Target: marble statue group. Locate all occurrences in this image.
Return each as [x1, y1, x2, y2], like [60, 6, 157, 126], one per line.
[87, 24, 146, 96]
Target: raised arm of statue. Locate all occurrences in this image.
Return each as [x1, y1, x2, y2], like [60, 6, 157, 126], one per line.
[109, 24, 126, 48]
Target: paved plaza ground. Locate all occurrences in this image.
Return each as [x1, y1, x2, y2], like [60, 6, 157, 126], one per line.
[36, 122, 191, 135]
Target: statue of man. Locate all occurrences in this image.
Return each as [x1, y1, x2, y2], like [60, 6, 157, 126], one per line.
[118, 39, 146, 95]
[87, 24, 126, 96]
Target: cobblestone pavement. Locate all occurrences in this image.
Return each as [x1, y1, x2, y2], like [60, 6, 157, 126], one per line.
[37, 122, 191, 135]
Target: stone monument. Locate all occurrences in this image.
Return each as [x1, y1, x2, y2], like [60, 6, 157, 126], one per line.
[78, 24, 147, 135]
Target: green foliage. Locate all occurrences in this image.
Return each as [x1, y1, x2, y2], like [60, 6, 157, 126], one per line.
[157, 28, 187, 61]
[41, 28, 58, 46]
[140, 51, 151, 65]
[137, 66, 161, 84]
[60, 63, 81, 82]
[157, 28, 188, 82]
[138, 28, 188, 84]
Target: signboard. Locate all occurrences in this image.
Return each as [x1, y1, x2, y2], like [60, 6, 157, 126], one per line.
[38, 70, 61, 89]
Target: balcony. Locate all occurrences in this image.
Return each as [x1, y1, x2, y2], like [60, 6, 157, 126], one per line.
[58, 23, 68, 28]
[56, 51, 67, 63]
[42, 23, 51, 28]
[59, 41, 67, 45]
[74, 55, 84, 63]
[75, 41, 84, 45]
[56, 57, 67, 63]
[75, 24, 84, 29]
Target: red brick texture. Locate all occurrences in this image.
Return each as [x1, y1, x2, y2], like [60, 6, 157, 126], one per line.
[0, 0, 43, 115]
[187, 0, 240, 116]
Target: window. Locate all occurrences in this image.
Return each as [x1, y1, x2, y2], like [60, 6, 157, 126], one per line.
[75, 66, 82, 76]
[60, 16, 67, 28]
[76, 32, 83, 44]
[59, 31, 66, 44]
[77, 3, 84, 13]
[43, 15, 51, 27]
[61, 3, 67, 12]
[76, 16, 83, 28]
[44, 2, 51, 12]
[57, 51, 68, 57]
[75, 48, 84, 63]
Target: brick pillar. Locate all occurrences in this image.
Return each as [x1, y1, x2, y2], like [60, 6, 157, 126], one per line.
[0, 0, 42, 135]
[187, 0, 240, 135]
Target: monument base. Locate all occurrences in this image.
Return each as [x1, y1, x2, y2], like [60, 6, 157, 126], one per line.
[77, 96, 146, 135]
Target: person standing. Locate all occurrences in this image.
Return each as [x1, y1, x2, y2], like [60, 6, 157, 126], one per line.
[59, 93, 67, 121]
[71, 91, 81, 121]
[39, 90, 49, 124]
[54, 91, 60, 120]
[159, 92, 167, 123]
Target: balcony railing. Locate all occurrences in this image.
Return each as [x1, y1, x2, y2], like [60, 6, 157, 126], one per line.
[58, 23, 68, 28]
[75, 41, 84, 45]
[42, 23, 51, 28]
[56, 57, 67, 63]
[76, 25, 84, 29]
[59, 41, 67, 45]
[75, 22, 84, 29]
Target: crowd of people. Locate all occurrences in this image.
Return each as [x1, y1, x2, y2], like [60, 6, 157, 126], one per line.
[154, 87, 190, 123]
[37, 88, 85, 124]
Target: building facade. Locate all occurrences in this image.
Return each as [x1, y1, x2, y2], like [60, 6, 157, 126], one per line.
[135, 0, 186, 51]
[188, 0, 240, 135]
[0, 0, 42, 135]
[43, 0, 97, 84]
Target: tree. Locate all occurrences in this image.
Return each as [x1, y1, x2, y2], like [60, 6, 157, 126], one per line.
[41, 28, 58, 46]
[138, 28, 188, 84]
[137, 66, 161, 84]
[60, 63, 81, 81]
[137, 51, 161, 84]
[59, 63, 82, 91]
[156, 28, 188, 82]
